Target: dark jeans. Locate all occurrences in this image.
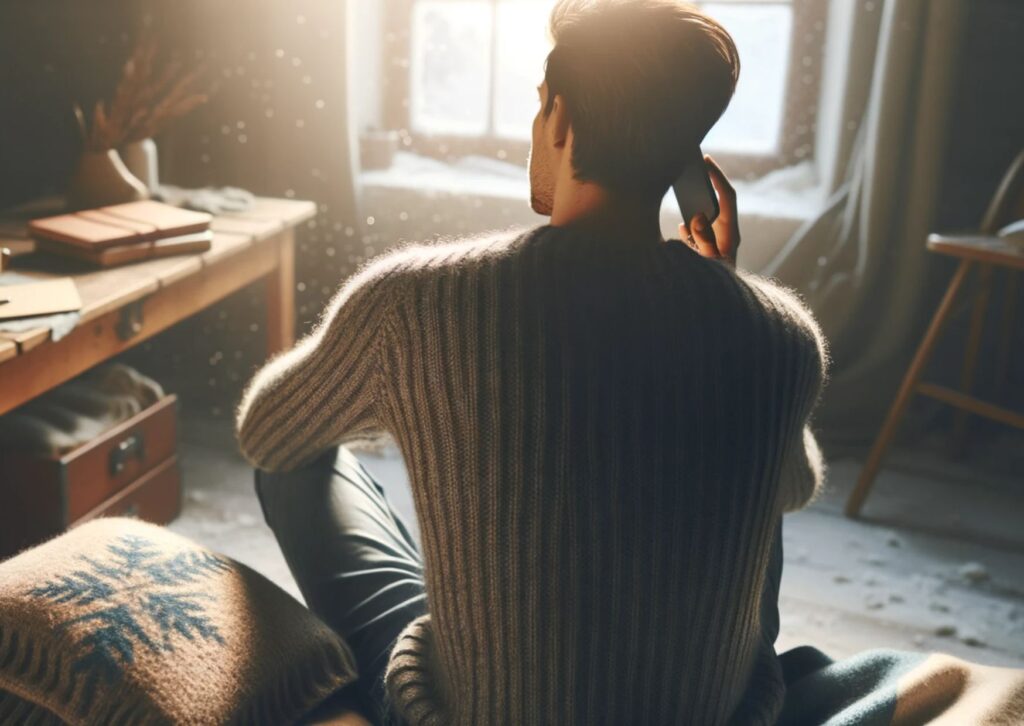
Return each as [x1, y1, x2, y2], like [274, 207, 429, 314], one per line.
[256, 446, 785, 724]
[255, 446, 428, 724]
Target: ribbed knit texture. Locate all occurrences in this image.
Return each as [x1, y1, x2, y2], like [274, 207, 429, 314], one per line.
[0, 518, 358, 725]
[237, 225, 829, 725]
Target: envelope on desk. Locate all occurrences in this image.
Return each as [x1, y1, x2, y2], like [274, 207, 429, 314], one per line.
[0, 278, 82, 321]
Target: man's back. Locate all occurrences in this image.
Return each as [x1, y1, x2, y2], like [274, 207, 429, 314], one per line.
[266, 225, 822, 724]
[239, 225, 826, 724]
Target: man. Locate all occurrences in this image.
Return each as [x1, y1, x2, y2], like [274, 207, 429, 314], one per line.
[237, 1, 828, 723]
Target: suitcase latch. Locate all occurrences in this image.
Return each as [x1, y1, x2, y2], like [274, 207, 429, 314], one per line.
[110, 432, 146, 475]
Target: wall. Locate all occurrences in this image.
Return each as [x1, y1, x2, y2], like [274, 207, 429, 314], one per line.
[0, 2, 140, 208]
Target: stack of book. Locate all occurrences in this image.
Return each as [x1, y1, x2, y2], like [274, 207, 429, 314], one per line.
[29, 201, 213, 267]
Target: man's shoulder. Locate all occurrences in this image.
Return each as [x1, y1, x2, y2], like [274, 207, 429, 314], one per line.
[730, 268, 817, 328]
[352, 226, 548, 295]
[729, 267, 831, 379]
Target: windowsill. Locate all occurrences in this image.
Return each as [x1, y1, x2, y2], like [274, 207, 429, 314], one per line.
[359, 151, 826, 273]
[360, 152, 531, 198]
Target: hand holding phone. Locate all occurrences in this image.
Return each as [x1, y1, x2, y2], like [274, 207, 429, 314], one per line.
[675, 153, 740, 266]
[673, 147, 720, 226]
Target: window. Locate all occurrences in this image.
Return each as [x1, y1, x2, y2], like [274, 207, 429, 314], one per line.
[382, 0, 828, 179]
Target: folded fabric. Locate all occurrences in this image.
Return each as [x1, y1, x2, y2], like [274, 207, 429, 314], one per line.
[778, 645, 1024, 725]
[0, 518, 357, 724]
[0, 363, 166, 457]
[154, 185, 255, 215]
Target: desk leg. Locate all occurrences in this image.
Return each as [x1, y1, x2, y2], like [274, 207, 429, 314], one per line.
[266, 229, 296, 356]
[845, 259, 972, 518]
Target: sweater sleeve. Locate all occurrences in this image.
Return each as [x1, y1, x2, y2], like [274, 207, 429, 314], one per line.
[235, 254, 402, 472]
[736, 269, 830, 513]
[779, 423, 827, 513]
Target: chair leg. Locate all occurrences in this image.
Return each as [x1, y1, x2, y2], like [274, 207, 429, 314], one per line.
[845, 260, 973, 518]
[993, 270, 1018, 399]
[950, 263, 994, 458]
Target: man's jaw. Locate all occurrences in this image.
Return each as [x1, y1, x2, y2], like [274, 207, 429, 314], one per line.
[530, 194, 553, 217]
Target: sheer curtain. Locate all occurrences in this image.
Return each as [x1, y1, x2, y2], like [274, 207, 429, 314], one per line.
[761, 0, 968, 443]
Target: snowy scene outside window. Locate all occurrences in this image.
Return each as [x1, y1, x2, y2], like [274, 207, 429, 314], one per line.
[408, 0, 796, 157]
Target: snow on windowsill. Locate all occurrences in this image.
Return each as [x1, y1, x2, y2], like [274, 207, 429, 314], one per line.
[362, 151, 824, 220]
[360, 151, 530, 199]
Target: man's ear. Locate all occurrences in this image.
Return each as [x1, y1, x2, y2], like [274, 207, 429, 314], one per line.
[547, 94, 571, 149]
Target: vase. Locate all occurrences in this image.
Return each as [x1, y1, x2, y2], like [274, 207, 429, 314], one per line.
[119, 138, 160, 192]
[66, 149, 149, 211]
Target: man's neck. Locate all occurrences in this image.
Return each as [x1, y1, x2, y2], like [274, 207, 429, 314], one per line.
[549, 181, 664, 244]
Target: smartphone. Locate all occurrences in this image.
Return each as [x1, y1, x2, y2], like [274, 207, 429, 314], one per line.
[673, 147, 719, 225]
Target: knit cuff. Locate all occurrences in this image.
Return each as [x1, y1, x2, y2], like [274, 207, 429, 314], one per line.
[385, 614, 448, 726]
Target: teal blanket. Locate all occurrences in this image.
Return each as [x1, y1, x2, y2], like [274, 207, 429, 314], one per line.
[778, 646, 1024, 725]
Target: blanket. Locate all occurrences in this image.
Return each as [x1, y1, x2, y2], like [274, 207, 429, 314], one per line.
[779, 645, 1024, 725]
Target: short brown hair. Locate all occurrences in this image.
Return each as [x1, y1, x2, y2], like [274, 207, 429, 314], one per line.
[544, 0, 740, 199]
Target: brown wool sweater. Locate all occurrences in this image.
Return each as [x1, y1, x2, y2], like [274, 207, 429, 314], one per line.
[236, 225, 829, 725]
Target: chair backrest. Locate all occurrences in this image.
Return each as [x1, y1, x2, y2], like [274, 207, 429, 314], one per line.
[980, 148, 1024, 234]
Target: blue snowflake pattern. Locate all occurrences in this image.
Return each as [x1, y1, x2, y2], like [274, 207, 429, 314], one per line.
[28, 535, 230, 714]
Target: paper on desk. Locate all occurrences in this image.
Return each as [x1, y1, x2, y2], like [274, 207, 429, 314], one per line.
[0, 273, 81, 342]
[0, 277, 82, 320]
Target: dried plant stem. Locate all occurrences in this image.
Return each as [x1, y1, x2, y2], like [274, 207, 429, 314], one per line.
[78, 36, 209, 152]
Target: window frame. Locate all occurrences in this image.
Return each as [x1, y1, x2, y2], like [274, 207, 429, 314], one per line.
[380, 0, 829, 180]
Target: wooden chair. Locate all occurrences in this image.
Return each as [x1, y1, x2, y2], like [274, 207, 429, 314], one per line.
[846, 150, 1024, 517]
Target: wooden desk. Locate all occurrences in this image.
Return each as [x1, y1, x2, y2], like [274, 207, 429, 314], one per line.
[0, 197, 314, 416]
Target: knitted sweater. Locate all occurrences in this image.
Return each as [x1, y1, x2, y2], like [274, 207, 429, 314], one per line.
[236, 225, 829, 725]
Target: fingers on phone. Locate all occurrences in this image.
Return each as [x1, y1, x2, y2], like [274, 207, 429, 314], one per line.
[695, 241, 722, 259]
[691, 214, 714, 240]
[689, 215, 720, 257]
[704, 156, 736, 218]
[680, 223, 697, 251]
[704, 153, 728, 180]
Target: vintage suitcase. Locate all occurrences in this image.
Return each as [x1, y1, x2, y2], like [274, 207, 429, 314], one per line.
[0, 394, 181, 558]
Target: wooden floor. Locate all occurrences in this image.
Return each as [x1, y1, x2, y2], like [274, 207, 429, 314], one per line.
[171, 411, 1024, 669]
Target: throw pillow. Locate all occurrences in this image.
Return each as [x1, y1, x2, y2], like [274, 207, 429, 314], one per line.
[0, 518, 358, 724]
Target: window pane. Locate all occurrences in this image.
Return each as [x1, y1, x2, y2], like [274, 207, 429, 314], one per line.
[699, 2, 792, 154]
[411, 0, 493, 135]
[494, 0, 555, 139]
[406, 0, 797, 156]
